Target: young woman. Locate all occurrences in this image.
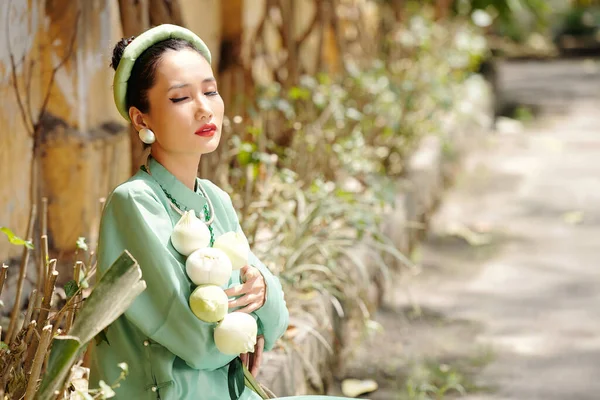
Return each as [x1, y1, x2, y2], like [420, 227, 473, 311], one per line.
[90, 24, 352, 400]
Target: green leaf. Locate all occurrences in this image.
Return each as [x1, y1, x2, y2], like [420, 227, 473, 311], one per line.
[37, 251, 146, 400]
[288, 86, 310, 101]
[99, 380, 116, 398]
[64, 280, 79, 299]
[0, 227, 33, 249]
[37, 336, 82, 400]
[243, 365, 271, 399]
[0, 341, 8, 350]
[70, 251, 146, 344]
[76, 237, 88, 251]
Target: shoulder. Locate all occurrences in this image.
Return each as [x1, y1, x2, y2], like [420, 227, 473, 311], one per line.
[106, 172, 164, 210]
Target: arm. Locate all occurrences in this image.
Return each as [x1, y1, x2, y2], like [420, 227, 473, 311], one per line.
[246, 243, 290, 351]
[97, 183, 236, 371]
[207, 184, 289, 351]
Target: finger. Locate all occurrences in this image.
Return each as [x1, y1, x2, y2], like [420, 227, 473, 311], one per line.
[228, 294, 259, 309]
[247, 350, 255, 372]
[241, 265, 261, 283]
[240, 353, 248, 368]
[251, 336, 265, 377]
[224, 281, 251, 297]
[239, 265, 250, 280]
[235, 301, 261, 314]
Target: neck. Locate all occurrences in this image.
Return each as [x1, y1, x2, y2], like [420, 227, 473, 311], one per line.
[151, 149, 201, 191]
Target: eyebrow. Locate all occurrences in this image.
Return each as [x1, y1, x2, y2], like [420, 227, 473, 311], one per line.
[168, 78, 216, 91]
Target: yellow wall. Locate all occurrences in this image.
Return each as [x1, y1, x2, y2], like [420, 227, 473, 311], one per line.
[0, 0, 129, 258]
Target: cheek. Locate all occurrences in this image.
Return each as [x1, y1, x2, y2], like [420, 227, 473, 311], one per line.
[213, 96, 225, 117]
[151, 105, 191, 138]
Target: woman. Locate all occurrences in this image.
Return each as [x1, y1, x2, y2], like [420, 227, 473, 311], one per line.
[90, 24, 354, 400]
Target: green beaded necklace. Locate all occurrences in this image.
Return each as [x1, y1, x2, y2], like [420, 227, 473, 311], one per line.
[141, 164, 215, 247]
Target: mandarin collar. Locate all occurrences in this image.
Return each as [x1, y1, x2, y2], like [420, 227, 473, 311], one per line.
[147, 156, 207, 214]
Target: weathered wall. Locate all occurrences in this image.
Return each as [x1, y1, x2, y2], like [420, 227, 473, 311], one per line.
[0, 1, 38, 260]
[0, 0, 129, 259]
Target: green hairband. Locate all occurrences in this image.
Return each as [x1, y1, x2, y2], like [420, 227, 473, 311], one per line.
[113, 24, 212, 122]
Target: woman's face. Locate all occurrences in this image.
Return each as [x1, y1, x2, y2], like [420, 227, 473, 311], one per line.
[133, 48, 224, 156]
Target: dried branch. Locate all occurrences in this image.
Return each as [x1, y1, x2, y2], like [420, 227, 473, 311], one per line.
[21, 289, 38, 331]
[41, 197, 48, 237]
[24, 324, 53, 400]
[6, 203, 37, 345]
[0, 263, 8, 298]
[36, 261, 58, 334]
[38, 234, 49, 293]
[25, 58, 36, 127]
[24, 320, 37, 349]
[31, 289, 43, 328]
[64, 261, 83, 333]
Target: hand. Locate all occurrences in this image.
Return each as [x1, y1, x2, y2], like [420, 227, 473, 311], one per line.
[224, 265, 266, 313]
[240, 335, 264, 377]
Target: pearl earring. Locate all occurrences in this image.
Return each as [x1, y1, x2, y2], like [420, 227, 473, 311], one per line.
[138, 128, 155, 144]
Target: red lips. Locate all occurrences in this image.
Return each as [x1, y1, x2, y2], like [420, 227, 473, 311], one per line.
[195, 123, 217, 137]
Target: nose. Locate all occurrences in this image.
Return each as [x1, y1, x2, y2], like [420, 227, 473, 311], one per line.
[195, 95, 213, 122]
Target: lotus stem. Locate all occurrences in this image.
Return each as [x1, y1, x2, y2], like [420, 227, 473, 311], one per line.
[74, 261, 82, 285]
[31, 289, 43, 327]
[41, 197, 48, 237]
[24, 320, 37, 348]
[87, 251, 95, 273]
[64, 261, 83, 333]
[21, 289, 38, 330]
[6, 203, 37, 345]
[37, 263, 58, 333]
[38, 234, 49, 293]
[0, 263, 8, 298]
[23, 321, 39, 373]
[23, 324, 53, 400]
[38, 198, 48, 293]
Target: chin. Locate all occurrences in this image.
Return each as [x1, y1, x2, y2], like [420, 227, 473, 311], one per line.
[198, 135, 221, 155]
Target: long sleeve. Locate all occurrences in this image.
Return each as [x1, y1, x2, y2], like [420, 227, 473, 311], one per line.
[96, 181, 236, 371]
[246, 245, 290, 351]
[206, 182, 290, 351]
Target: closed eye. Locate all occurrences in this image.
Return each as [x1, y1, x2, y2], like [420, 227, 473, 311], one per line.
[170, 97, 188, 103]
[205, 91, 219, 96]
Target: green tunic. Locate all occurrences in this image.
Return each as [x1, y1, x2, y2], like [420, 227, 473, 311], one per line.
[90, 157, 352, 400]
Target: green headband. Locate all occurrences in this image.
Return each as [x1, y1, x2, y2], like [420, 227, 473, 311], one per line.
[113, 24, 212, 122]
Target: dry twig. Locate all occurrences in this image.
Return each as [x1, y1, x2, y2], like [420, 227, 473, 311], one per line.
[23, 325, 53, 400]
[6, 204, 37, 345]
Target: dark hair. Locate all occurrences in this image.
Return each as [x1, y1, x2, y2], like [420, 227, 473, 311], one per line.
[110, 36, 201, 115]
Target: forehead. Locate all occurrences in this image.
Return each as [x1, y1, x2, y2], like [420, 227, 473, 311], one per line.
[154, 48, 213, 85]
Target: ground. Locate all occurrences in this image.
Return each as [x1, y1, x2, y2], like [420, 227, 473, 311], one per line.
[329, 58, 600, 399]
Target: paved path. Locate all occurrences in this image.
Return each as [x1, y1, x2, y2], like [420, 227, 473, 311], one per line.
[335, 59, 600, 400]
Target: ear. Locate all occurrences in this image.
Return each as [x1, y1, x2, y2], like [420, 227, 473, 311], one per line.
[129, 107, 149, 131]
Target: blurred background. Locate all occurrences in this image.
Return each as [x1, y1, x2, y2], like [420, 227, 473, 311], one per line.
[1, 0, 600, 399]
